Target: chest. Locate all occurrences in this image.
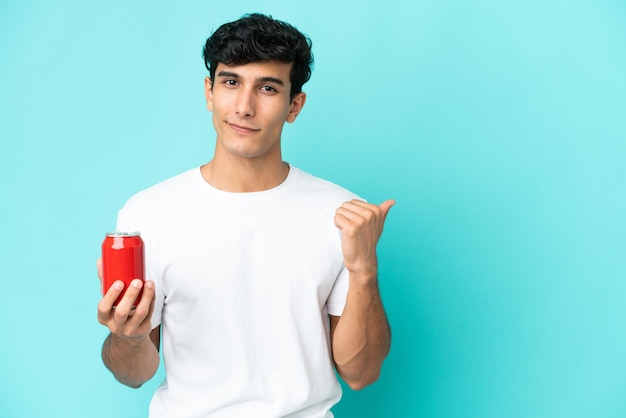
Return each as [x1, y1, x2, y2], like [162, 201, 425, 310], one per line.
[153, 201, 345, 311]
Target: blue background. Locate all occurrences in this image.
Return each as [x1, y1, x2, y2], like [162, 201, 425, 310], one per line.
[1, 1, 625, 417]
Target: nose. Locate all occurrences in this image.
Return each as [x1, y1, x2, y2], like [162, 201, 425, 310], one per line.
[235, 89, 255, 118]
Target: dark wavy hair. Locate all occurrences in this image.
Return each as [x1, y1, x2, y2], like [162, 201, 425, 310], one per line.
[202, 13, 314, 101]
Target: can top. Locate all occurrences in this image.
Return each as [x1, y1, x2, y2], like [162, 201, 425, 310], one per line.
[105, 231, 141, 237]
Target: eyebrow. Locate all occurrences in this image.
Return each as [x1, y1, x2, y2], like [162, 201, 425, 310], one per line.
[216, 70, 285, 86]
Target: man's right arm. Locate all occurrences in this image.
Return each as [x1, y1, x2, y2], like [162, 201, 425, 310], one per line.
[97, 259, 160, 388]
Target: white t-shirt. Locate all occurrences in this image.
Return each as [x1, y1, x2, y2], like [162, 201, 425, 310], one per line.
[116, 165, 359, 418]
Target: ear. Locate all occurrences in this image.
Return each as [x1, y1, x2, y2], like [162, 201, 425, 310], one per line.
[286, 92, 306, 123]
[204, 76, 214, 112]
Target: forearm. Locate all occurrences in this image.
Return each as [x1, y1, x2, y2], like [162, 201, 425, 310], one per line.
[102, 332, 160, 388]
[331, 271, 391, 390]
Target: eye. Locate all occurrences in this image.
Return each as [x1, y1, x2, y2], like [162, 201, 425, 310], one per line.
[224, 79, 238, 87]
[260, 85, 277, 93]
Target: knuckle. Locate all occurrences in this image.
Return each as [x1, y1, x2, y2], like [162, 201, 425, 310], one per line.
[97, 302, 112, 317]
[344, 225, 358, 236]
[112, 307, 129, 321]
[104, 323, 121, 335]
[97, 301, 107, 313]
[134, 306, 149, 319]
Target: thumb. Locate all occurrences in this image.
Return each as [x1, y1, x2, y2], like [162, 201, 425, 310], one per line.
[379, 199, 396, 221]
[96, 257, 103, 282]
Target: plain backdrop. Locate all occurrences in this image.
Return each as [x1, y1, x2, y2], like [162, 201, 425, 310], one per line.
[1, 1, 625, 417]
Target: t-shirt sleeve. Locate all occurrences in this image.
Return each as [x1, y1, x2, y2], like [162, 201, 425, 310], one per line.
[324, 191, 365, 316]
[326, 265, 349, 316]
[116, 205, 165, 330]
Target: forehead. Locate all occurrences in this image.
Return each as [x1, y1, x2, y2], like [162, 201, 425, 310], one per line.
[215, 61, 293, 83]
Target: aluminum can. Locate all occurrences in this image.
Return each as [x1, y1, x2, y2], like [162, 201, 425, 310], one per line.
[102, 232, 145, 307]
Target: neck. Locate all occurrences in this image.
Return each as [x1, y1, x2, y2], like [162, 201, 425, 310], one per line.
[201, 157, 290, 192]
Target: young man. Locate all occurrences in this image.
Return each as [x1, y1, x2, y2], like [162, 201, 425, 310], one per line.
[97, 13, 394, 417]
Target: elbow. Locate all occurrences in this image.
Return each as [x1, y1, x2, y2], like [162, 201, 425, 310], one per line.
[115, 376, 147, 389]
[342, 370, 381, 391]
[108, 364, 157, 389]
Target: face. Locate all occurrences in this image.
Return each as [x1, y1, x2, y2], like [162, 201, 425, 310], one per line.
[205, 61, 306, 163]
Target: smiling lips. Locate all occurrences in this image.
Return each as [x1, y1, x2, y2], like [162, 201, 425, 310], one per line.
[227, 121, 260, 134]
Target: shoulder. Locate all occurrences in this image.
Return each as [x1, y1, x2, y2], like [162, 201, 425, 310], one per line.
[120, 168, 201, 214]
[289, 166, 362, 203]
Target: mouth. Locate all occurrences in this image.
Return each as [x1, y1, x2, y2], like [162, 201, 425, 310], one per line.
[226, 121, 260, 134]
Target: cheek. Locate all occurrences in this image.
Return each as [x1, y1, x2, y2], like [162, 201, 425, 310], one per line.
[268, 115, 288, 133]
[211, 111, 223, 132]
[270, 105, 291, 126]
[209, 98, 231, 120]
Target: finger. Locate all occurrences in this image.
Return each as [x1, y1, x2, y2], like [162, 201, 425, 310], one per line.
[334, 208, 364, 231]
[336, 200, 374, 219]
[145, 281, 156, 320]
[129, 281, 156, 327]
[334, 202, 370, 234]
[96, 257, 103, 281]
[336, 200, 385, 229]
[97, 280, 124, 322]
[341, 199, 395, 221]
[379, 199, 396, 221]
[102, 280, 124, 304]
[341, 199, 370, 212]
[113, 279, 144, 316]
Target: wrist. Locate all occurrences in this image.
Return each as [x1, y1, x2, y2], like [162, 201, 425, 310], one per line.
[348, 268, 379, 287]
[108, 332, 150, 350]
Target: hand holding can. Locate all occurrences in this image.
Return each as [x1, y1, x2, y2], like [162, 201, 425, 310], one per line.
[101, 232, 145, 307]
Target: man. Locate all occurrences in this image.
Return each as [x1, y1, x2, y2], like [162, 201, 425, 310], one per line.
[97, 13, 394, 417]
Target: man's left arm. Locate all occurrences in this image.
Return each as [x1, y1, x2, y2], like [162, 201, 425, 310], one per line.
[330, 199, 395, 390]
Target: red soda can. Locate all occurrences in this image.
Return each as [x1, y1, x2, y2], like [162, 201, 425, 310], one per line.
[101, 232, 145, 307]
